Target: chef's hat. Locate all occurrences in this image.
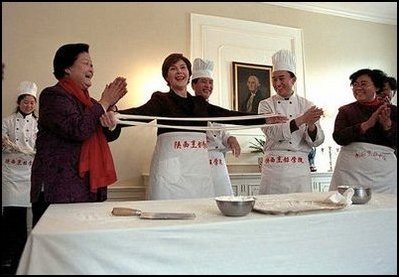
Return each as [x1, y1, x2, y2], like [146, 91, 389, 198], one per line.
[17, 81, 38, 98]
[192, 58, 214, 80]
[272, 49, 296, 76]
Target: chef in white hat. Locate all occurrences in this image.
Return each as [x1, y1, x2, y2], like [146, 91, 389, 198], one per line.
[17, 80, 38, 98]
[258, 50, 325, 194]
[2, 80, 38, 270]
[191, 58, 241, 196]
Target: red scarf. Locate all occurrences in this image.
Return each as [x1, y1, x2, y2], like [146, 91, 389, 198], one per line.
[59, 78, 117, 192]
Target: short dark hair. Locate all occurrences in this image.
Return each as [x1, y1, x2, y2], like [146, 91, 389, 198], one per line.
[53, 43, 89, 80]
[161, 53, 192, 85]
[349, 68, 387, 92]
[385, 76, 397, 91]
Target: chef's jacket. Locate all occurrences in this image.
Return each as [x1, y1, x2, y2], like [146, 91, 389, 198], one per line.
[258, 93, 325, 194]
[2, 112, 38, 207]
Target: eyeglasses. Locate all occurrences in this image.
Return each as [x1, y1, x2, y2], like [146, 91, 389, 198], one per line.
[351, 82, 373, 89]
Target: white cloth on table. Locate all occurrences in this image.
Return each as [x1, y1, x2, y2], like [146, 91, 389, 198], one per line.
[16, 192, 397, 275]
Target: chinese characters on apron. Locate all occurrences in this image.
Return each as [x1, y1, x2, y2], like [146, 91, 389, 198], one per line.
[259, 150, 312, 194]
[148, 132, 215, 200]
[2, 154, 34, 206]
[208, 149, 233, 196]
[330, 142, 397, 195]
[206, 122, 233, 197]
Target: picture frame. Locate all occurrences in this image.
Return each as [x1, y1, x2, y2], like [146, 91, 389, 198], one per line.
[232, 62, 272, 113]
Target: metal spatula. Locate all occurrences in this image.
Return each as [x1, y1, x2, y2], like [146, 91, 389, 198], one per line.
[112, 207, 196, 220]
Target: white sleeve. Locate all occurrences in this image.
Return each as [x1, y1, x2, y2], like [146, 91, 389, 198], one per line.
[258, 99, 291, 141]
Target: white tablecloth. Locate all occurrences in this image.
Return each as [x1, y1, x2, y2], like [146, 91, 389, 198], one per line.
[17, 192, 397, 275]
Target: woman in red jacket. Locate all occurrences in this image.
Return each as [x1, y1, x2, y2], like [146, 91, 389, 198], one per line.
[31, 43, 127, 227]
[329, 69, 397, 194]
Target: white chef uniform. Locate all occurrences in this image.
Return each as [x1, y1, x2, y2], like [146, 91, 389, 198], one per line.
[206, 122, 234, 196]
[2, 112, 38, 207]
[148, 132, 215, 200]
[330, 142, 397, 195]
[189, 58, 234, 197]
[258, 94, 325, 194]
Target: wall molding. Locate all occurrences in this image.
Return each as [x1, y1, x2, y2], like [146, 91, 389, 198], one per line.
[264, 2, 397, 26]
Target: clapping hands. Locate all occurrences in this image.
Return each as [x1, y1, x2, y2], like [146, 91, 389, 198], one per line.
[99, 77, 128, 110]
[361, 103, 392, 132]
[302, 106, 324, 125]
[377, 104, 392, 130]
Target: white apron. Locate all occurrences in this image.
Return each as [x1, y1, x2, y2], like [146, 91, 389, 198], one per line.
[330, 142, 397, 195]
[2, 112, 37, 207]
[208, 150, 233, 196]
[206, 122, 233, 197]
[148, 132, 214, 200]
[2, 153, 34, 207]
[259, 150, 312, 194]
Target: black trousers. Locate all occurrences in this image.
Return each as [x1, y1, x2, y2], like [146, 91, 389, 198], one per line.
[1, 206, 28, 271]
[31, 192, 50, 229]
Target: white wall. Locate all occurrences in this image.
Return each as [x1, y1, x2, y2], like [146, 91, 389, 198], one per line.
[2, 3, 396, 185]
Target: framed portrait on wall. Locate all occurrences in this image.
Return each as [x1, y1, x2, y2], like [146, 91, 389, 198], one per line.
[232, 62, 272, 113]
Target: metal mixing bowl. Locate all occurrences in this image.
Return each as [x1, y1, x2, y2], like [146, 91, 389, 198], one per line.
[351, 187, 372, 204]
[337, 185, 372, 204]
[215, 196, 255, 217]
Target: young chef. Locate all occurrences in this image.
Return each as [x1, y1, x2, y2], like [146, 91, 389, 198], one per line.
[258, 49, 325, 194]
